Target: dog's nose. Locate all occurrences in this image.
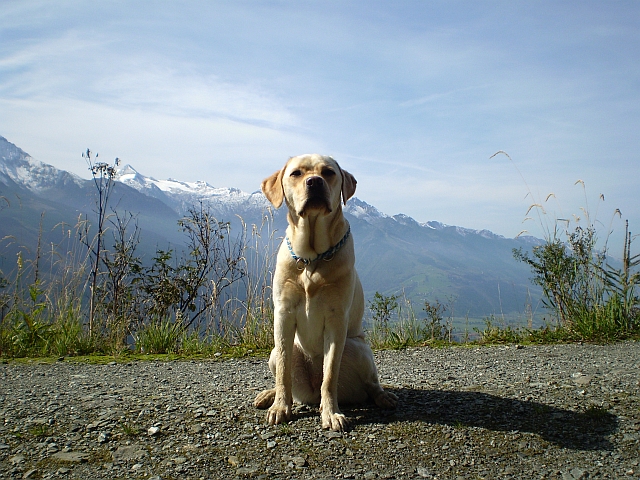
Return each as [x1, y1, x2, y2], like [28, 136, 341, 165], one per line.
[306, 176, 324, 188]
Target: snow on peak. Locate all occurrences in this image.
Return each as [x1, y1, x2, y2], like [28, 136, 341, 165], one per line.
[344, 197, 388, 221]
[0, 136, 85, 191]
[116, 164, 270, 214]
[422, 220, 446, 230]
[117, 164, 140, 177]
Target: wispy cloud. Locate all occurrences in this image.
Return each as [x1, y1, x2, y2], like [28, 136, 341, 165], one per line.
[0, 30, 300, 130]
[399, 84, 494, 108]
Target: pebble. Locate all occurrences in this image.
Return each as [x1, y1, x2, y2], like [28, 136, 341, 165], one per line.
[416, 466, 432, 477]
[189, 424, 203, 434]
[571, 373, 593, 385]
[112, 445, 148, 462]
[10, 454, 26, 464]
[294, 456, 307, 467]
[22, 468, 38, 479]
[50, 451, 89, 463]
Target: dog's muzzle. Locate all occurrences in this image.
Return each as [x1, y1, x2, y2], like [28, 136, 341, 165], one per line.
[305, 175, 324, 189]
[299, 176, 332, 215]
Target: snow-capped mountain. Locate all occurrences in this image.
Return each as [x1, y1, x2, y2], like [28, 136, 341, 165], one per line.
[117, 164, 270, 218]
[0, 137, 85, 193]
[118, 163, 399, 228]
[343, 197, 389, 222]
[0, 135, 542, 317]
[114, 164, 540, 244]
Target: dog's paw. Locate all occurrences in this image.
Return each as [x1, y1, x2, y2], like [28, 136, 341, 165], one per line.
[322, 411, 349, 431]
[374, 390, 398, 409]
[266, 403, 292, 425]
[254, 389, 276, 409]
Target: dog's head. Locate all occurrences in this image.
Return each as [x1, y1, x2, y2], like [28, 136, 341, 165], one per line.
[261, 154, 356, 217]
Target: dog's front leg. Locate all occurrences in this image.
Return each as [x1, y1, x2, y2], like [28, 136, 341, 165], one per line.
[266, 312, 295, 425]
[320, 324, 349, 431]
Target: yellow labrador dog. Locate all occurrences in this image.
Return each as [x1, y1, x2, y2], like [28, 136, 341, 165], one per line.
[254, 154, 398, 431]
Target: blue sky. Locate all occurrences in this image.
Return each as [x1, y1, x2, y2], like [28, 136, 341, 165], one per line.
[1, 1, 639, 250]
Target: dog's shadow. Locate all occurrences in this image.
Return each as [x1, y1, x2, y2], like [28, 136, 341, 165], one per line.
[341, 388, 617, 451]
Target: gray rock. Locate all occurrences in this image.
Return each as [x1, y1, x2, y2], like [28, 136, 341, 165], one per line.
[112, 445, 148, 462]
[291, 456, 307, 467]
[570, 468, 589, 479]
[9, 454, 25, 465]
[571, 373, 593, 386]
[51, 451, 89, 463]
[189, 424, 203, 434]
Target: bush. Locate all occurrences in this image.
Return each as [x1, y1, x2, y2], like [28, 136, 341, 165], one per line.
[367, 292, 453, 349]
[513, 215, 639, 341]
[135, 317, 183, 354]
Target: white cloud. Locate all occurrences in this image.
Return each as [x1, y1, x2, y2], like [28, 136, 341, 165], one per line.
[0, 96, 322, 191]
[0, 28, 300, 129]
[93, 68, 300, 129]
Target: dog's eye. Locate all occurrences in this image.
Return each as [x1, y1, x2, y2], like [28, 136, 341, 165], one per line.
[290, 170, 302, 177]
[322, 169, 336, 177]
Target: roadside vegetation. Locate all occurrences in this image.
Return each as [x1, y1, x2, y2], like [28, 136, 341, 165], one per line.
[0, 152, 275, 359]
[0, 152, 638, 361]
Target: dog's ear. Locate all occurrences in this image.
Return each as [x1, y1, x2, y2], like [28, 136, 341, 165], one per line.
[261, 168, 285, 208]
[340, 168, 357, 205]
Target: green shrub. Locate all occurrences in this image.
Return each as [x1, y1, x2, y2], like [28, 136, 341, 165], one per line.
[367, 293, 454, 349]
[135, 318, 183, 354]
[514, 222, 639, 341]
[474, 316, 523, 344]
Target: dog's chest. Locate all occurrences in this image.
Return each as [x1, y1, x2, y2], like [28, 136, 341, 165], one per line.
[282, 269, 338, 349]
[279, 263, 329, 299]
[297, 267, 327, 298]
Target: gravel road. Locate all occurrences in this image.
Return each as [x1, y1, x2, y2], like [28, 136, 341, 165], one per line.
[1, 342, 639, 479]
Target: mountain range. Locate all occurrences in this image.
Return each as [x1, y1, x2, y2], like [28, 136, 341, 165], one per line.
[0, 135, 542, 320]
